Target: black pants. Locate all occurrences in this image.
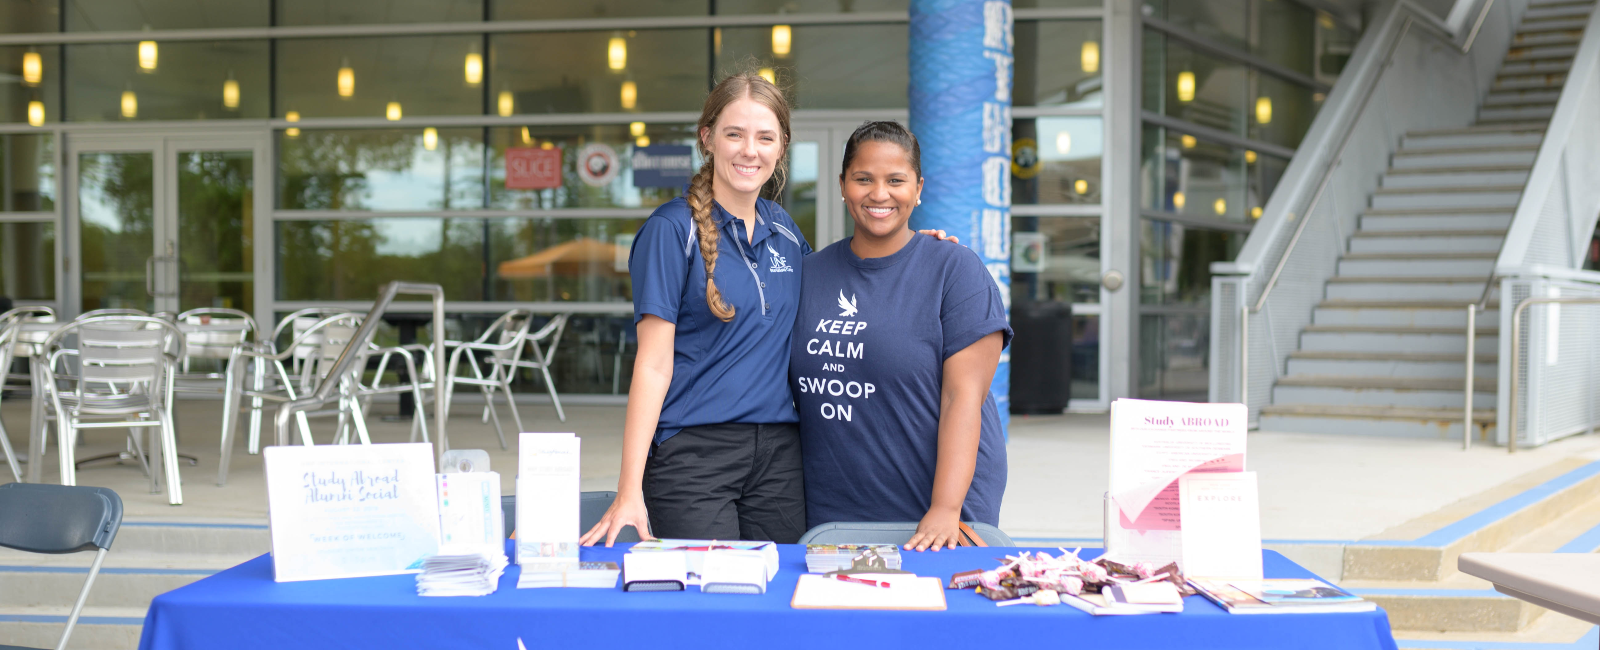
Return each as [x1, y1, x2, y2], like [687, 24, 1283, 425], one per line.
[642, 422, 806, 543]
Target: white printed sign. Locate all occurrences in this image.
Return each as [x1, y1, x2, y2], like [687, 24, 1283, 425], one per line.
[263, 443, 440, 582]
[1179, 472, 1263, 579]
[516, 433, 580, 566]
[1105, 399, 1246, 565]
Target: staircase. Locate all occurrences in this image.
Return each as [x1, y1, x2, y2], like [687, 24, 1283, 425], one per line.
[1258, 0, 1596, 440]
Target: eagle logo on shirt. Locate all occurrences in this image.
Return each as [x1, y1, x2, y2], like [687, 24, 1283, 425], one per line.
[837, 291, 859, 318]
[767, 244, 794, 272]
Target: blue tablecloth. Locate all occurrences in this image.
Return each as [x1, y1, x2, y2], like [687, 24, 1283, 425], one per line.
[139, 543, 1398, 650]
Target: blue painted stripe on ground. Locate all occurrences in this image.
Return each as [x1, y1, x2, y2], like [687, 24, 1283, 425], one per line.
[1348, 588, 1507, 598]
[1398, 626, 1598, 650]
[0, 614, 145, 625]
[1360, 461, 1600, 548]
[1556, 518, 1600, 553]
[0, 565, 214, 575]
[121, 521, 268, 530]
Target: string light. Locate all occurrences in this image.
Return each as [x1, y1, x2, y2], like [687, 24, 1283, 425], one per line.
[620, 81, 637, 109]
[423, 127, 438, 151]
[772, 25, 792, 56]
[1176, 71, 1195, 102]
[27, 100, 43, 127]
[337, 58, 354, 98]
[222, 70, 239, 110]
[22, 49, 41, 86]
[608, 36, 627, 70]
[464, 50, 483, 86]
[138, 40, 157, 71]
[386, 101, 402, 121]
[1081, 41, 1099, 74]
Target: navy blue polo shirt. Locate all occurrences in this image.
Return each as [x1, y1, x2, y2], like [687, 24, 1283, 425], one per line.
[630, 196, 813, 444]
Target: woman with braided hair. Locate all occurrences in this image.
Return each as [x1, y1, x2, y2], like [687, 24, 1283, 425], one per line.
[582, 73, 952, 546]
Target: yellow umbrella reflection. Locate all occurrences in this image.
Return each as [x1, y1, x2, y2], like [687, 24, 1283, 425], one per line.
[497, 237, 627, 279]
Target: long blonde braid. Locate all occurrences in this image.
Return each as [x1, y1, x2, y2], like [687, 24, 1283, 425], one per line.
[686, 155, 735, 322]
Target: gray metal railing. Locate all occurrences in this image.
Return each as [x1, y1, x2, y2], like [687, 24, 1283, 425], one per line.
[274, 282, 448, 460]
[1507, 295, 1600, 453]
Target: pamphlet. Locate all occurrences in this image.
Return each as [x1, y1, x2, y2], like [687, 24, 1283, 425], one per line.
[437, 472, 503, 555]
[1179, 472, 1263, 580]
[1190, 578, 1377, 614]
[629, 539, 780, 583]
[699, 550, 770, 595]
[1106, 399, 1246, 565]
[263, 443, 440, 582]
[623, 550, 688, 592]
[517, 562, 620, 589]
[515, 433, 580, 567]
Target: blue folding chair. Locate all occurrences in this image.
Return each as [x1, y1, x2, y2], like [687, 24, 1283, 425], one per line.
[0, 482, 123, 650]
[798, 521, 1015, 547]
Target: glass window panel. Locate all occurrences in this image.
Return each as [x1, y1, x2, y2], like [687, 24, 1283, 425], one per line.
[716, 0, 905, 13]
[278, 128, 486, 211]
[1316, 15, 1358, 85]
[1071, 314, 1099, 400]
[496, 0, 708, 19]
[0, 134, 54, 211]
[1143, 0, 1247, 52]
[1139, 124, 1250, 223]
[278, 0, 482, 25]
[277, 36, 481, 119]
[718, 24, 906, 109]
[1013, 116, 1101, 205]
[1138, 219, 1242, 306]
[275, 217, 644, 304]
[1015, 0, 1101, 7]
[1138, 312, 1210, 400]
[1015, 20, 1101, 108]
[65, 0, 266, 30]
[1255, 0, 1313, 76]
[1, 45, 60, 124]
[1248, 151, 1288, 219]
[487, 124, 696, 211]
[79, 151, 154, 312]
[1249, 71, 1317, 149]
[1011, 216, 1099, 304]
[491, 30, 707, 115]
[0, 0, 59, 33]
[178, 150, 253, 313]
[0, 221, 53, 300]
[1150, 35, 1248, 134]
[780, 139, 818, 247]
[65, 41, 269, 121]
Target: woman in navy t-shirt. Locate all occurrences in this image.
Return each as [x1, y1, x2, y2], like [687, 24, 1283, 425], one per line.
[790, 122, 1012, 551]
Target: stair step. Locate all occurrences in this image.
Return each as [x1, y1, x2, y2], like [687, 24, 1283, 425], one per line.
[1300, 325, 1498, 354]
[1392, 145, 1538, 169]
[0, 565, 213, 610]
[1360, 209, 1514, 232]
[1348, 584, 1541, 633]
[1347, 230, 1505, 254]
[1523, 2, 1596, 21]
[1272, 375, 1495, 409]
[1259, 405, 1496, 439]
[1493, 73, 1568, 91]
[1483, 89, 1562, 106]
[1497, 58, 1573, 76]
[1400, 128, 1543, 150]
[1369, 186, 1521, 210]
[1503, 44, 1579, 60]
[1337, 252, 1496, 277]
[1312, 301, 1499, 327]
[1325, 277, 1499, 302]
[1285, 353, 1495, 380]
[1380, 167, 1530, 189]
[1405, 122, 1547, 137]
[1515, 16, 1590, 34]
[1507, 31, 1584, 47]
[1480, 104, 1558, 121]
[0, 606, 144, 650]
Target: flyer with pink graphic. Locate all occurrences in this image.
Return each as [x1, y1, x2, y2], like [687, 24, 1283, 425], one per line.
[1104, 399, 1247, 566]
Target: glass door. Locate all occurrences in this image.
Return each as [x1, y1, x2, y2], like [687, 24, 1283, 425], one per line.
[786, 127, 842, 250]
[69, 133, 267, 317]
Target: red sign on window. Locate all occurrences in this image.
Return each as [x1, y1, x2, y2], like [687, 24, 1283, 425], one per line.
[506, 147, 562, 190]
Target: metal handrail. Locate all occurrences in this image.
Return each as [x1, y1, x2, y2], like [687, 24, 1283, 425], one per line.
[274, 282, 448, 460]
[1506, 296, 1600, 454]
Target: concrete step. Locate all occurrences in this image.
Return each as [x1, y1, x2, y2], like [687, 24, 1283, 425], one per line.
[1272, 375, 1495, 409]
[0, 606, 144, 650]
[1523, 2, 1596, 22]
[1347, 230, 1506, 254]
[1492, 72, 1568, 91]
[0, 564, 213, 610]
[1369, 186, 1521, 210]
[1336, 252, 1496, 277]
[1359, 208, 1514, 232]
[1325, 276, 1499, 302]
[1399, 127, 1543, 150]
[1311, 301, 1499, 328]
[1505, 30, 1584, 48]
[1503, 44, 1579, 60]
[1515, 16, 1590, 34]
[1497, 58, 1572, 76]
[1480, 103, 1558, 122]
[1482, 89, 1563, 106]
[95, 521, 269, 557]
[1286, 350, 1495, 379]
[1391, 145, 1538, 169]
[1259, 405, 1495, 440]
[1300, 325, 1497, 354]
[1379, 167, 1529, 189]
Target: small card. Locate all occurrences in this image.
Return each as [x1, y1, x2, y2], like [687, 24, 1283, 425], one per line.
[1109, 581, 1183, 605]
[515, 433, 579, 567]
[623, 550, 687, 592]
[437, 472, 503, 555]
[1179, 471, 1263, 580]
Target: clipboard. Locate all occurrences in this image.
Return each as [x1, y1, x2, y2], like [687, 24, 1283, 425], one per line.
[790, 574, 948, 611]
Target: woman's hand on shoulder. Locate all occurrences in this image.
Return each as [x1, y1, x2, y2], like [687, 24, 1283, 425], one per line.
[580, 490, 657, 547]
[916, 229, 960, 245]
[905, 506, 963, 552]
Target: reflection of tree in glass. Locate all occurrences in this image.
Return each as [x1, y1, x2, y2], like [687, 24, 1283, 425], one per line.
[178, 151, 253, 313]
[79, 152, 154, 311]
[277, 130, 413, 210]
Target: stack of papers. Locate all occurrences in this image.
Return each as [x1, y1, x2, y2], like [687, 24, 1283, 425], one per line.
[415, 551, 508, 597]
[623, 550, 688, 592]
[804, 544, 902, 573]
[630, 540, 780, 583]
[700, 550, 770, 595]
[516, 562, 621, 589]
[1190, 578, 1377, 614]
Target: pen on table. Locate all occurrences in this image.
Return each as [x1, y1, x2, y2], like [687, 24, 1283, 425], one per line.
[834, 575, 891, 588]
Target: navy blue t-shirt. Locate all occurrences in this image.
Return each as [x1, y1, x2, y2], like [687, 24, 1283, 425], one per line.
[631, 196, 812, 444]
[790, 233, 1012, 529]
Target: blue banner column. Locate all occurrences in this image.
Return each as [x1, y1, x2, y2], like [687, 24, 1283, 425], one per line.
[909, 0, 1013, 433]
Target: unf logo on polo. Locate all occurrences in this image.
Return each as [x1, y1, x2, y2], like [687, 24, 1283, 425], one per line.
[767, 243, 793, 273]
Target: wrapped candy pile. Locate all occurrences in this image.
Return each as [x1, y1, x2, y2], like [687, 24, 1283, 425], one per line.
[948, 549, 1195, 607]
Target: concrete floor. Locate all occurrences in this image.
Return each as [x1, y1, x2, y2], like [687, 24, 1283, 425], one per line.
[5, 397, 1600, 542]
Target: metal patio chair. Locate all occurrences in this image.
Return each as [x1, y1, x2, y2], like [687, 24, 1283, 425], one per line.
[232, 312, 363, 455]
[0, 306, 56, 482]
[38, 316, 187, 505]
[442, 311, 569, 450]
[0, 482, 123, 650]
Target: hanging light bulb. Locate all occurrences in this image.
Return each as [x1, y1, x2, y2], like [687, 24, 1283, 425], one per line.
[1176, 71, 1195, 102]
[27, 100, 43, 127]
[1251, 206, 1263, 219]
[121, 88, 138, 119]
[337, 58, 354, 98]
[636, 135, 651, 147]
[608, 36, 627, 71]
[620, 81, 637, 110]
[772, 25, 792, 57]
[1056, 131, 1072, 155]
[1081, 41, 1099, 74]
[423, 127, 438, 151]
[629, 121, 646, 137]
[22, 49, 41, 86]
[138, 40, 158, 71]
[497, 90, 514, 117]
[1213, 198, 1227, 216]
[759, 68, 775, 84]
[520, 126, 532, 145]
[1255, 96, 1272, 124]
[1181, 134, 1196, 149]
[222, 70, 240, 110]
[1172, 191, 1186, 210]
[464, 50, 483, 86]
[1074, 179, 1088, 195]
[1245, 150, 1257, 164]
[286, 110, 300, 122]
[386, 101, 402, 121]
